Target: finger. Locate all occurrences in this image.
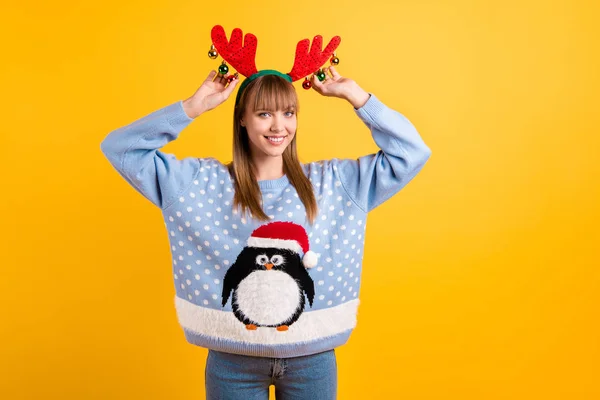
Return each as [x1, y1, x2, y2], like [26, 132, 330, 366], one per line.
[311, 73, 325, 93]
[223, 76, 240, 97]
[321, 69, 331, 84]
[215, 74, 227, 86]
[206, 70, 218, 82]
[323, 67, 337, 81]
[217, 71, 226, 79]
[311, 73, 321, 86]
[328, 65, 341, 80]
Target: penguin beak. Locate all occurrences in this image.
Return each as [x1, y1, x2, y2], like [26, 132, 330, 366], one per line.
[265, 263, 274, 270]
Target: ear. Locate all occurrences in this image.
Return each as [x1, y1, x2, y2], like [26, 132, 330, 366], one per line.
[240, 119, 245, 127]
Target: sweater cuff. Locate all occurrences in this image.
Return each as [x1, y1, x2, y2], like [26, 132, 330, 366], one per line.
[165, 101, 195, 130]
[354, 93, 386, 123]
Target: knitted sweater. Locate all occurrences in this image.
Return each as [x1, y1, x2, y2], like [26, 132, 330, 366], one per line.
[100, 94, 431, 358]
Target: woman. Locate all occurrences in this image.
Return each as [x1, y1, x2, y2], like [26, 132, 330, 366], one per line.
[101, 63, 431, 399]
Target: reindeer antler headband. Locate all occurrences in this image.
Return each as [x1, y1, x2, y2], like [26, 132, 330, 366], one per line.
[208, 25, 341, 106]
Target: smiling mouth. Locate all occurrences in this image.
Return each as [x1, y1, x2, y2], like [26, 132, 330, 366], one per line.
[264, 135, 287, 143]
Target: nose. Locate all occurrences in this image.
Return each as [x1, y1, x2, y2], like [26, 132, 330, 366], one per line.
[270, 115, 284, 133]
[265, 263, 274, 270]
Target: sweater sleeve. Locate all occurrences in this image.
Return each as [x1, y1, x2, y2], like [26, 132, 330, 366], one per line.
[100, 101, 200, 209]
[334, 94, 432, 213]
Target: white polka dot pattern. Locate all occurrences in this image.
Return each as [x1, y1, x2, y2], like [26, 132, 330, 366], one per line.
[163, 158, 367, 311]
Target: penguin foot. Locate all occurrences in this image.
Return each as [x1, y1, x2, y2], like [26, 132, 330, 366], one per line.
[246, 324, 258, 330]
[276, 325, 289, 331]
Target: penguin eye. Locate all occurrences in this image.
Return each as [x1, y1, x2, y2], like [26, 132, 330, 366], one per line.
[256, 254, 269, 265]
[271, 255, 284, 266]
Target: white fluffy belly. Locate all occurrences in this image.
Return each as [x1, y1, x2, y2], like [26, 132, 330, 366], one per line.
[235, 270, 302, 325]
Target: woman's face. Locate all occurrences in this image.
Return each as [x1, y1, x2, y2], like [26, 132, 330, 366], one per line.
[241, 108, 297, 158]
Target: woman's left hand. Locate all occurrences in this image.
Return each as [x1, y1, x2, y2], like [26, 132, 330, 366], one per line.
[311, 66, 370, 109]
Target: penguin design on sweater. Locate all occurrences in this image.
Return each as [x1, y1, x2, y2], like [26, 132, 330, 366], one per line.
[222, 221, 319, 331]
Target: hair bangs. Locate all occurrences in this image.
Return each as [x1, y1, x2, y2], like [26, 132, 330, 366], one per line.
[248, 75, 298, 113]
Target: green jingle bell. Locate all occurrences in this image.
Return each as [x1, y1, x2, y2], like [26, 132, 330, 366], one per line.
[218, 61, 229, 75]
[316, 69, 327, 82]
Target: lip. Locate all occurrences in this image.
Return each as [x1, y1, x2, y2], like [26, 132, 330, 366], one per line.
[264, 135, 288, 146]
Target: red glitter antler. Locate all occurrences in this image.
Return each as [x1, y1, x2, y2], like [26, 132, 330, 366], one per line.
[211, 25, 258, 78]
[287, 35, 341, 82]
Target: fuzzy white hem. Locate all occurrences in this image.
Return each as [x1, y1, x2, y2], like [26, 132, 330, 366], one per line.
[175, 297, 360, 345]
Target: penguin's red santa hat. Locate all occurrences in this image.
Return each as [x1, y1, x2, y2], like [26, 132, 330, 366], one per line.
[247, 221, 319, 269]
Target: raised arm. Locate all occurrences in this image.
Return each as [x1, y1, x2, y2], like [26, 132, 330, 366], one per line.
[100, 71, 239, 209]
[312, 67, 432, 212]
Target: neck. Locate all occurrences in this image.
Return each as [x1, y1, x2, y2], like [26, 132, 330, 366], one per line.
[251, 154, 285, 181]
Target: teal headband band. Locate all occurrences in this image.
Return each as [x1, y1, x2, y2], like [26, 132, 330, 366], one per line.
[234, 69, 293, 107]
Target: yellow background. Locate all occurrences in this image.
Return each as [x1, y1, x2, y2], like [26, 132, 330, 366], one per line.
[1, 0, 598, 398]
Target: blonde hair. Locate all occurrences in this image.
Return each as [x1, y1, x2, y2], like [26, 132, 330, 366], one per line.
[226, 75, 318, 224]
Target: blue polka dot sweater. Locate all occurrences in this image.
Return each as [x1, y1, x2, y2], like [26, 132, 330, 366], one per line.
[100, 94, 431, 358]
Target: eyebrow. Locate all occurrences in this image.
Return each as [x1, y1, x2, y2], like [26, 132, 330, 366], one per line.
[255, 107, 296, 112]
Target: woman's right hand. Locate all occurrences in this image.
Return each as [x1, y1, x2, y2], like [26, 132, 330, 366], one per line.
[182, 70, 240, 119]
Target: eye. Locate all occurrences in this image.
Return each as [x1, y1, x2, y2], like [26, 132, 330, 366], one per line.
[258, 112, 271, 117]
[284, 111, 295, 117]
[271, 255, 284, 266]
[255, 254, 269, 265]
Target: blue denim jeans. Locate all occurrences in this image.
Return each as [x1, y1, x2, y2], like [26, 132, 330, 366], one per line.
[205, 349, 337, 399]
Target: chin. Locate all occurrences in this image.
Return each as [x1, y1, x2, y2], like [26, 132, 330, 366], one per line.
[265, 147, 288, 156]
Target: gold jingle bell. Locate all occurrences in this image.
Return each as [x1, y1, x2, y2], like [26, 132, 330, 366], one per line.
[330, 52, 339, 66]
[208, 44, 218, 59]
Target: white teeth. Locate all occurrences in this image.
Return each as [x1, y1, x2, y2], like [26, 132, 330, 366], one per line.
[267, 137, 284, 143]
